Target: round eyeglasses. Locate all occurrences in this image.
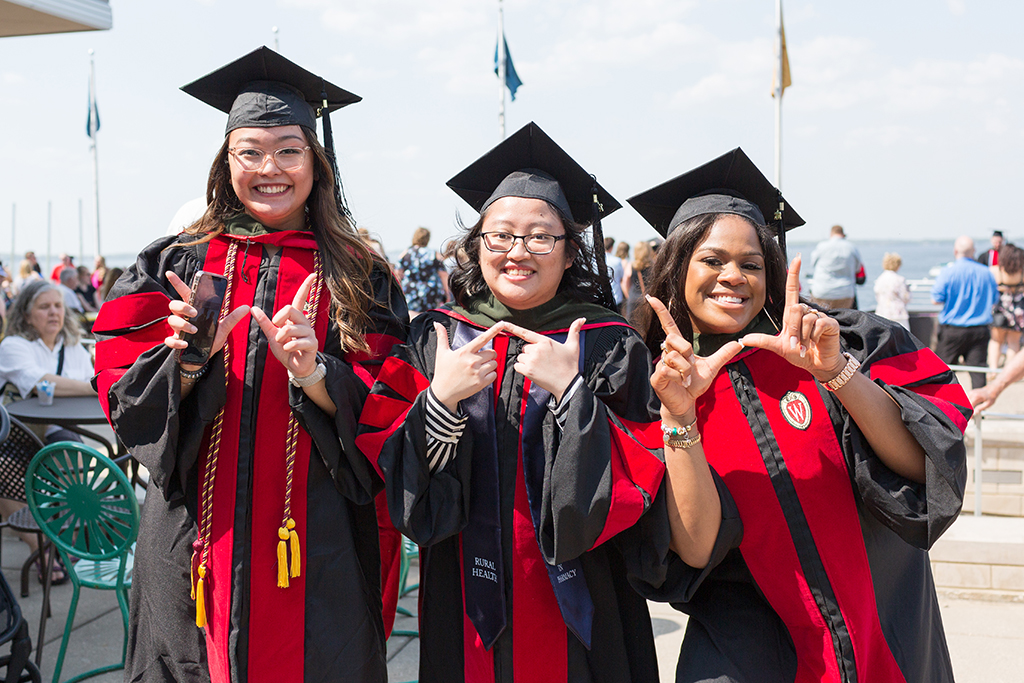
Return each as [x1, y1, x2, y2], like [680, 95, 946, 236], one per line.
[480, 232, 566, 255]
[228, 146, 311, 172]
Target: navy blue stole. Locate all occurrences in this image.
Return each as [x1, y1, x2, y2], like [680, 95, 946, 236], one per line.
[453, 321, 596, 651]
[452, 322, 506, 650]
[520, 331, 594, 649]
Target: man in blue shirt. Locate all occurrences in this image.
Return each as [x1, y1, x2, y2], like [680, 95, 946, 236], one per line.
[932, 235, 999, 388]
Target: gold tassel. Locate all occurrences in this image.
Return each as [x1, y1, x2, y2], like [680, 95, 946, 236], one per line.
[277, 526, 290, 588]
[287, 518, 301, 578]
[195, 565, 207, 628]
[190, 551, 197, 601]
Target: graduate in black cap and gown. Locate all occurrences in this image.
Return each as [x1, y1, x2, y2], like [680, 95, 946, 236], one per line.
[91, 47, 406, 683]
[356, 122, 664, 683]
[624, 149, 971, 682]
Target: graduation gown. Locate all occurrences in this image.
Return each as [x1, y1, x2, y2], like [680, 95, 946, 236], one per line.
[630, 310, 970, 683]
[356, 295, 665, 683]
[92, 228, 406, 683]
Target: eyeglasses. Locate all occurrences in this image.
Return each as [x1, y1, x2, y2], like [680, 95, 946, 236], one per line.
[228, 146, 311, 172]
[480, 232, 566, 255]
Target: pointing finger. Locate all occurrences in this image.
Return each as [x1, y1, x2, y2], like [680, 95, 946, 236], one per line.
[464, 321, 507, 353]
[785, 254, 802, 309]
[291, 273, 317, 311]
[503, 322, 547, 345]
[433, 322, 451, 352]
[646, 295, 683, 339]
[565, 318, 586, 348]
[251, 306, 277, 339]
[705, 341, 744, 377]
[167, 271, 193, 302]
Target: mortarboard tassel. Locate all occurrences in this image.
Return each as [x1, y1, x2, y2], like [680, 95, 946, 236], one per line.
[319, 83, 354, 222]
[775, 190, 788, 259]
[277, 526, 291, 588]
[589, 179, 617, 312]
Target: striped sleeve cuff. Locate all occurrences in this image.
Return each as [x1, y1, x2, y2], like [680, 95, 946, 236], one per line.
[424, 388, 467, 473]
[548, 374, 584, 431]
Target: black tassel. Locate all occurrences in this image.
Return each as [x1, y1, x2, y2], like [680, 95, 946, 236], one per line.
[320, 83, 353, 221]
[774, 190, 787, 260]
[590, 179, 617, 312]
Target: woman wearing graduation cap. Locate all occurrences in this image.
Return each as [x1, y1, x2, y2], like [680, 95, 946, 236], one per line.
[356, 123, 665, 682]
[625, 149, 970, 682]
[92, 48, 406, 683]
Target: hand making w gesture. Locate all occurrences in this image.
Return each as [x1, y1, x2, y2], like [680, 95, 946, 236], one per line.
[163, 270, 250, 367]
[431, 321, 507, 413]
[648, 296, 744, 420]
[504, 318, 586, 403]
[252, 273, 320, 379]
[738, 255, 846, 382]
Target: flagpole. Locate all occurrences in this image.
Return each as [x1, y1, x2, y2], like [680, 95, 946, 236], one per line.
[79, 198, 84, 263]
[89, 49, 102, 258]
[774, 0, 783, 189]
[10, 204, 15, 270]
[497, 0, 506, 140]
[46, 201, 52, 276]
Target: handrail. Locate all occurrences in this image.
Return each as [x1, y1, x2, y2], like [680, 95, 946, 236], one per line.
[945, 363, 1022, 515]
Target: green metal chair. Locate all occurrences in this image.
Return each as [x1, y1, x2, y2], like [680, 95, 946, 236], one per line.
[24, 442, 139, 683]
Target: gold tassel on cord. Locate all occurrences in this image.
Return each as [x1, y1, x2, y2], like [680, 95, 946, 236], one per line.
[287, 518, 301, 579]
[277, 526, 290, 588]
[195, 565, 208, 628]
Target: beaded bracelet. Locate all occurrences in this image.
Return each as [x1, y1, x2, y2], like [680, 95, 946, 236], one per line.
[662, 418, 702, 449]
[180, 363, 210, 382]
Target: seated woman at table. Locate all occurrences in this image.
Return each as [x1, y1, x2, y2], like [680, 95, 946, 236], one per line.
[0, 278, 94, 584]
[0, 278, 96, 441]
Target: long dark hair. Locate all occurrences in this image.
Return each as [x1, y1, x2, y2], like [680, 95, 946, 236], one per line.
[447, 202, 606, 308]
[180, 126, 383, 353]
[633, 213, 788, 357]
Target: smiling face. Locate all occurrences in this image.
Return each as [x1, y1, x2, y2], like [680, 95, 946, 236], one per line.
[684, 214, 767, 336]
[28, 288, 65, 345]
[228, 125, 314, 231]
[479, 196, 573, 310]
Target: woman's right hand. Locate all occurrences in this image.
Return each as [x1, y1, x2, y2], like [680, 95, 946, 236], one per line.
[430, 321, 505, 413]
[648, 295, 743, 421]
[163, 271, 250, 366]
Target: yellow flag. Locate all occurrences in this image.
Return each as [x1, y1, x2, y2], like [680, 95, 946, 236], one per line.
[772, 10, 792, 97]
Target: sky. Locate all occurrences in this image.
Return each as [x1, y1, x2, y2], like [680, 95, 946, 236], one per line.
[1, 0, 1022, 270]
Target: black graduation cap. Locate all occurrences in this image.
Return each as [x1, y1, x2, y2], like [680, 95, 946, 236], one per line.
[626, 148, 804, 241]
[446, 122, 621, 225]
[180, 46, 361, 137]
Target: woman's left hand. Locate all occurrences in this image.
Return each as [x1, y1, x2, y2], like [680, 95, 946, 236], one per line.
[505, 318, 586, 403]
[252, 273, 320, 379]
[739, 255, 847, 382]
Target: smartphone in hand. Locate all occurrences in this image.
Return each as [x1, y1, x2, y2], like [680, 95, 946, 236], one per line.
[178, 271, 228, 366]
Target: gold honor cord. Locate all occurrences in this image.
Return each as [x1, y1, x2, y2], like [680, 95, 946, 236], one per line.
[193, 239, 240, 628]
[277, 250, 322, 588]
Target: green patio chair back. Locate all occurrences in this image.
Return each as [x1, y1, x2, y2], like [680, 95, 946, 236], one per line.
[25, 442, 139, 683]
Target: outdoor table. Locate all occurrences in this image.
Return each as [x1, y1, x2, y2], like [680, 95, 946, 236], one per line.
[5, 395, 145, 489]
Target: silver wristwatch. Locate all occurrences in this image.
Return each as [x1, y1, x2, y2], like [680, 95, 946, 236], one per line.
[288, 360, 327, 387]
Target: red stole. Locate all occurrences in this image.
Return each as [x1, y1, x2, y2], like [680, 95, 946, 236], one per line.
[198, 231, 330, 683]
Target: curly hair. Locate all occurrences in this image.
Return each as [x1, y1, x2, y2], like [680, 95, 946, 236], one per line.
[1000, 244, 1024, 277]
[447, 201, 606, 308]
[5, 279, 82, 346]
[632, 213, 788, 357]
[179, 126, 386, 353]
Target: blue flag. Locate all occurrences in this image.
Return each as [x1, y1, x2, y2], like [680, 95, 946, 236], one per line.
[494, 36, 523, 101]
[86, 85, 100, 138]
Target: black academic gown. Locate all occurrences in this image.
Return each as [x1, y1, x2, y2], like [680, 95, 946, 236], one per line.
[93, 230, 406, 683]
[629, 310, 970, 683]
[357, 295, 665, 683]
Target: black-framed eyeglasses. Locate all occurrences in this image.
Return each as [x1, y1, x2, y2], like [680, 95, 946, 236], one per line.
[480, 232, 566, 255]
[228, 146, 311, 172]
